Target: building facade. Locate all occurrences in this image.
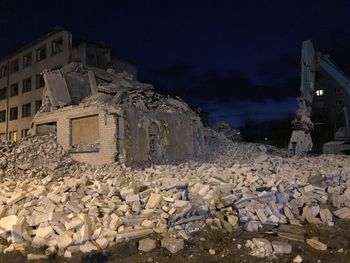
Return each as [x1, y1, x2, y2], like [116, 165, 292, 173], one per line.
[0, 28, 135, 141]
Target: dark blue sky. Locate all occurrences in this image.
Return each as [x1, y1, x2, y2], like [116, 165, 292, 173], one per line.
[1, 0, 350, 126]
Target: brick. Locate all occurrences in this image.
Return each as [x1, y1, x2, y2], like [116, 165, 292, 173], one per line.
[139, 238, 156, 252]
[146, 193, 162, 209]
[161, 238, 184, 253]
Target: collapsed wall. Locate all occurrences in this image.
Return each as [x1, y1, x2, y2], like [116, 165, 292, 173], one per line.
[32, 63, 204, 166]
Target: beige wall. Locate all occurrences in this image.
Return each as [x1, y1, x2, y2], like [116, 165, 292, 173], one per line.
[0, 30, 72, 140]
[33, 106, 119, 165]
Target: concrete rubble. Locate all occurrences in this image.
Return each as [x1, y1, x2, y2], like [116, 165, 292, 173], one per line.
[0, 123, 349, 258]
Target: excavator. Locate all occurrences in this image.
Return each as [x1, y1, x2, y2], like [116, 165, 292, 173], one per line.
[288, 40, 350, 156]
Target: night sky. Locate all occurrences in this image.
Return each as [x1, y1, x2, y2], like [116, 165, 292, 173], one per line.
[1, 0, 350, 126]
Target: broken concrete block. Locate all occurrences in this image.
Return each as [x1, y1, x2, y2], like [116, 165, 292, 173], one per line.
[65, 217, 83, 230]
[7, 192, 25, 206]
[333, 207, 350, 219]
[27, 253, 48, 261]
[227, 213, 238, 226]
[125, 194, 139, 204]
[47, 193, 62, 204]
[138, 237, 156, 252]
[161, 238, 184, 253]
[252, 238, 273, 254]
[36, 225, 54, 239]
[115, 228, 153, 242]
[146, 193, 162, 209]
[244, 221, 259, 232]
[141, 219, 154, 228]
[57, 234, 74, 250]
[306, 238, 327, 250]
[271, 241, 292, 254]
[96, 237, 109, 249]
[174, 200, 189, 208]
[293, 255, 303, 263]
[11, 223, 24, 244]
[79, 241, 98, 253]
[277, 224, 305, 242]
[0, 215, 18, 232]
[320, 208, 333, 224]
[66, 201, 82, 213]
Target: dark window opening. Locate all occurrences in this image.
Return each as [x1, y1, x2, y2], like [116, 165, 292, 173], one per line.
[22, 103, 31, 118]
[22, 77, 31, 93]
[0, 66, 8, 78]
[0, 88, 6, 100]
[52, 38, 63, 55]
[10, 83, 18, 97]
[0, 110, 6, 123]
[10, 107, 18, 120]
[36, 74, 45, 89]
[23, 53, 32, 68]
[21, 129, 29, 138]
[36, 45, 46, 61]
[10, 59, 19, 73]
[36, 122, 57, 135]
[35, 100, 42, 113]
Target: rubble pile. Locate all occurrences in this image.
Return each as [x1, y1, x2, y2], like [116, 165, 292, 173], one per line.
[0, 135, 74, 179]
[0, 134, 350, 259]
[42, 62, 195, 115]
[212, 121, 242, 142]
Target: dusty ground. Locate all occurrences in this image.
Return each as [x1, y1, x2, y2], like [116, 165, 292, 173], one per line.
[1, 220, 350, 263]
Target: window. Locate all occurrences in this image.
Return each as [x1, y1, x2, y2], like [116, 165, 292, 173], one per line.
[10, 107, 18, 120]
[10, 59, 19, 73]
[23, 53, 32, 68]
[0, 66, 7, 78]
[36, 45, 46, 61]
[0, 110, 5, 123]
[22, 103, 31, 118]
[0, 88, 6, 100]
[36, 74, 45, 89]
[336, 99, 343, 106]
[10, 83, 18, 97]
[22, 77, 31, 93]
[9, 131, 17, 141]
[35, 100, 42, 113]
[21, 129, 29, 138]
[71, 115, 99, 151]
[316, 90, 324, 96]
[52, 38, 63, 55]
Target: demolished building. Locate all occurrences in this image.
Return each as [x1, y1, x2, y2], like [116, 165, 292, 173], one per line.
[31, 63, 204, 166]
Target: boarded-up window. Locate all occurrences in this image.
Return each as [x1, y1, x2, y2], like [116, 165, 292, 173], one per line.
[71, 115, 99, 151]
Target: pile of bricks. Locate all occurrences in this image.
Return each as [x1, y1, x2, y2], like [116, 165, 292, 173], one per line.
[0, 134, 349, 259]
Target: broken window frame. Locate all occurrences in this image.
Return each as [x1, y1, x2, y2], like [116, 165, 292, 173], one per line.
[10, 59, 19, 74]
[0, 110, 6, 123]
[10, 83, 18, 97]
[9, 107, 18, 120]
[22, 77, 32, 93]
[36, 45, 47, 62]
[22, 103, 31, 118]
[21, 129, 29, 138]
[36, 74, 45, 89]
[23, 53, 32, 68]
[35, 100, 42, 113]
[9, 131, 17, 141]
[70, 115, 100, 153]
[51, 38, 63, 55]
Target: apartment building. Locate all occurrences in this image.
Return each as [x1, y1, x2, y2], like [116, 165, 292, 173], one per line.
[0, 28, 136, 141]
